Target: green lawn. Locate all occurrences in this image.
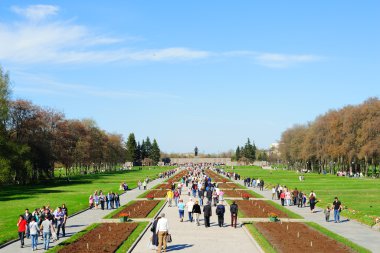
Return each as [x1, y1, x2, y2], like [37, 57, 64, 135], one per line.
[225, 166, 380, 226]
[0, 166, 173, 245]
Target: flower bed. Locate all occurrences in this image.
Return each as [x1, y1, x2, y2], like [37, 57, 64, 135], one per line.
[153, 183, 172, 190]
[217, 182, 243, 189]
[141, 189, 168, 198]
[112, 200, 160, 218]
[58, 223, 138, 253]
[223, 190, 255, 198]
[167, 170, 188, 182]
[254, 222, 355, 253]
[205, 170, 228, 182]
[235, 200, 289, 218]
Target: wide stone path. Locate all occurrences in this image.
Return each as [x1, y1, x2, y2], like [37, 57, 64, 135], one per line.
[0, 176, 166, 253]
[233, 177, 380, 253]
[132, 185, 262, 253]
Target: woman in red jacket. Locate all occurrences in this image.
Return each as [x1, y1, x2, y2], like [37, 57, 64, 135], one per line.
[17, 215, 27, 248]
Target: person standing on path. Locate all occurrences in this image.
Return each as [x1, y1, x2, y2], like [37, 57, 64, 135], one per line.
[138, 180, 142, 190]
[23, 209, 32, 238]
[178, 199, 185, 222]
[192, 200, 201, 226]
[285, 189, 291, 206]
[29, 217, 40, 251]
[174, 189, 180, 207]
[40, 215, 55, 250]
[260, 179, 265, 191]
[216, 201, 226, 227]
[143, 180, 147, 190]
[230, 201, 238, 228]
[156, 213, 169, 253]
[186, 198, 194, 222]
[333, 197, 342, 223]
[17, 215, 27, 248]
[309, 191, 317, 213]
[166, 189, 174, 207]
[203, 201, 212, 228]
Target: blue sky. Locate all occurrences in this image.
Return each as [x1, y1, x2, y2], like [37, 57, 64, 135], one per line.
[0, 1, 379, 153]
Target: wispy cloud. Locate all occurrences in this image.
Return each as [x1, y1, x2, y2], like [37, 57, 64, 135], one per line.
[11, 5, 59, 21]
[0, 5, 321, 67]
[12, 71, 180, 99]
[224, 51, 321, 68]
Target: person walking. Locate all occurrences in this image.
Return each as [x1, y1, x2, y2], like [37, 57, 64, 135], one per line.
[230, 201, 238, 228]
[333, 197, 342, 223]
[150, 216, 161, 250]
[192, 200, 201, 226]
[156, 213, 169, 253]
[166, 189, 174, 207]
[55, 207, 66, 239]
[40, 215, 55, 250]
[285, 190, 291, 206]
[216, 201, 226, 227]
[324, 205, 331, 222]
[186, 198, 194, 222]
[29, 217, 40, 251]
[143, 180, 147, 190]
[178, 199, 185, 222]
[309, 191, 317, 213]
[138, 180, 142, 190]
[23, 209, 32, 238]
[174, 189, 180, 207]
[17, 215, 27, 248]
[203, 201, 212, 228]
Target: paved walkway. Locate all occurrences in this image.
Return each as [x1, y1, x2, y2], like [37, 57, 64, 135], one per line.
[0, 177, 167, 253]
[233, 178, 380, 252]
[132, 186, 262, 253]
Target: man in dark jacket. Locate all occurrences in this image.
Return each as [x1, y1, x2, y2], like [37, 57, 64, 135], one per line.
[203, 201, 212, 228]
[216, 202, 226, 227]
[230, 201, 238, 228]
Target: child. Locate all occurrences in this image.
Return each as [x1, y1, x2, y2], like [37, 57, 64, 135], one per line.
[324, 206, 331, 222]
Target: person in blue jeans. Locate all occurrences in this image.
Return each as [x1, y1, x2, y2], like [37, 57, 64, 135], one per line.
[178, 199, 185, 222]
[333, 197, 342, 223]
[40, 216, 55, 250]
[29, 217, 40, 251]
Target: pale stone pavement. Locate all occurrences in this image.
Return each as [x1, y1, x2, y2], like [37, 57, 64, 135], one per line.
[132, 186, 262, 253]
[0, 176, 167, 253]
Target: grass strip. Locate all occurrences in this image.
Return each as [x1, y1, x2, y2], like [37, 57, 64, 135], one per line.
[103, 200, 136, 219]
[306, 222, 371, 253]
[245, 224, 276, 253]
[146, 199, 166, 218]
[264, 200, 303, 219]
[46, 223, 100, 253]
[115, 222, 149, 253]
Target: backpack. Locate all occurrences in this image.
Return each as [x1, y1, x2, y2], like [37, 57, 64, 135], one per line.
[216, 205, 223, 215]
[230, 204, 237, 214]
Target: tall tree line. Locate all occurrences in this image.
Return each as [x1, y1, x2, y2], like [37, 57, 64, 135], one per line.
[125, 133, 161, 165]
[234, 138, 257, 163]
[279, 98, 380, 176]
[0, 67, 126, 184]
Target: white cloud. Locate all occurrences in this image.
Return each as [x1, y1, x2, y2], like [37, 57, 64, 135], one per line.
[0, 6, 321, 67]
[11, 5, 59, 21]
[224, 51, 321, 68]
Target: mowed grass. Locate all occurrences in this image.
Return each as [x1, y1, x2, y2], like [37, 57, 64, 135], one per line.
[0, 166, 174, 245]
[225, 166, 380, 226]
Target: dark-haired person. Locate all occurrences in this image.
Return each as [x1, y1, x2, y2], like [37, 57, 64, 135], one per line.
[333, 197, 342, 223]
[230, 201, 238, 228]
[23, 209, 32, 238]
[29, 217, 40, 251]
[17, 215, 27, 248]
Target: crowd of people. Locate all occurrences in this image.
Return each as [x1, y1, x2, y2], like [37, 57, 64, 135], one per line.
[17, 204, 68, 250]
[150, 165, 239, 252]
[89, 190, 121, 210]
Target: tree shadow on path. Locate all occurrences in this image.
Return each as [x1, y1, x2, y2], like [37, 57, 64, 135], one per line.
[166, 244, 193, 251]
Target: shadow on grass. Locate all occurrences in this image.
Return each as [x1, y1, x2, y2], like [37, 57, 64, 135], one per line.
[0, 169, 146, 201]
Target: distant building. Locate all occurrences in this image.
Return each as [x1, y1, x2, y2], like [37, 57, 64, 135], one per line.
[270, 143, 280, 156]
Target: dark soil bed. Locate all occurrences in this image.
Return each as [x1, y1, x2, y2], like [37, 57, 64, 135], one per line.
[153, 183, 172, 190]
[217, 182, 242, 189]
[223, 189, 255, 198]
[143, 189, 168, 198]
[236, 200, 289, 218]
[58, 223, 138, 253]
[205, 170, 228, 182]
[168, 170, 188, 182]
[255, 222, 355, 253]
[112, 200, 160, 218]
